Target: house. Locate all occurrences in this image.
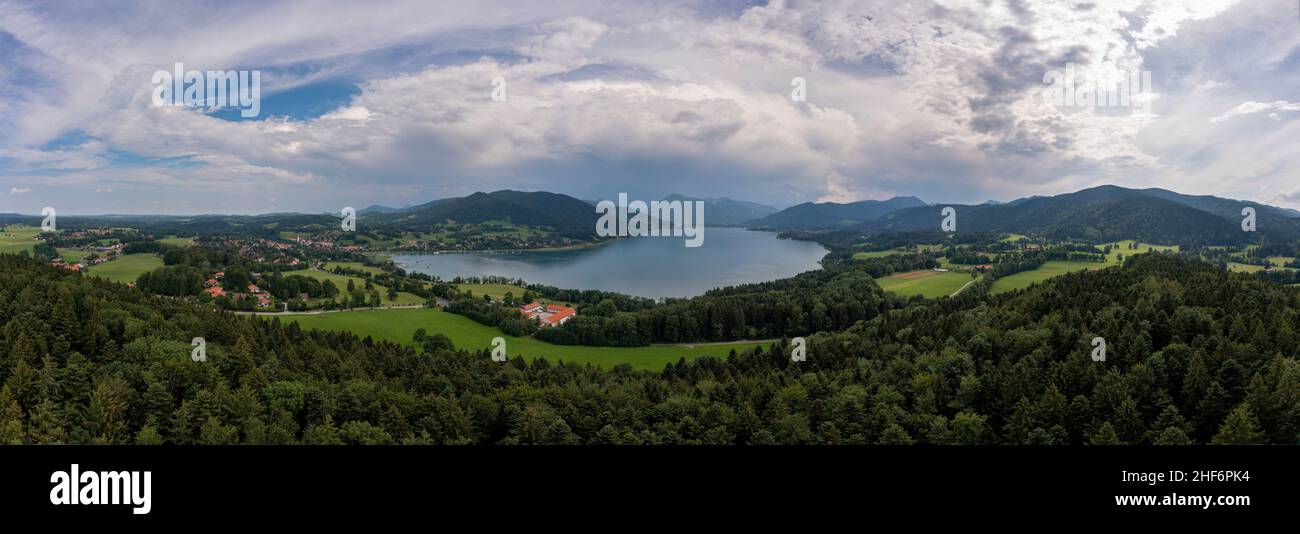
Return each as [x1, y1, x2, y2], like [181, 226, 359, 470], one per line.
[933, 268, 949, 272]
[256, 294, 271, 307]
[518, 302, 577, 327]
[214, 271, 225, 279]
[206, 287, 226, 298]
[297, 292, 310, 301]
[247, 284, 262, 294]
[204, 278, 220, 287]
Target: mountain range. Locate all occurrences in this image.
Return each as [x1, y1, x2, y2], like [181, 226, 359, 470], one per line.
[659, 194, 778, 225]
[848, 185, 1300, 245]
[748, 196, 928, 228]
[362, 190, 600, 237]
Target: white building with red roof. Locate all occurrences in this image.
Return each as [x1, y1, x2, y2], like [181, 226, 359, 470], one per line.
[518, 302, 576, 327]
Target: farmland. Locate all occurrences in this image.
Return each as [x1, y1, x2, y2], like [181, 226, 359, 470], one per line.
[876, 269, 972, 298]
[280, 307, 768, 370]
[296, 268, 426, 305]
[86, 253, 165, 283]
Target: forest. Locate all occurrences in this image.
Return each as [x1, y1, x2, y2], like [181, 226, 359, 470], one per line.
[0, 251, 1293, 445]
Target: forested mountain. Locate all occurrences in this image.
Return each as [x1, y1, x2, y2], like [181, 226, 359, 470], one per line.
[0, 250, 1293, 445]
[1136, 187, 1300, 221]
[362, 190, 599, 237]
[358, 205, 405, 215]
[861, 185, 1283, 245]
[752, 196, 927, 229]
[660, 194, 777, 225]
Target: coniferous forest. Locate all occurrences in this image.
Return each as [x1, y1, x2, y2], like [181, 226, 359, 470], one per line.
[1, 252, 1294, 445]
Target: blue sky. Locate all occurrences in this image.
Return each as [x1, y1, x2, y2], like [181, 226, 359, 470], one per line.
[0, 0, 1298, 215]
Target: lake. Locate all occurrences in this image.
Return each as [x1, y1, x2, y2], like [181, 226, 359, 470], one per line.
[392, 227, 828, 299]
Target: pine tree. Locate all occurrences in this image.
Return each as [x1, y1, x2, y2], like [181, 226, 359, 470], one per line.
[0, 386, 25, 444]
[134, 425, 164, 445]
[27, 398, 66, 444]
[1152, 426, 1193, 445]
[303, 416, 343, 445]
[1211, 404, 1264, 445]
[82, 376, 130, 444]
[1089, 422, 1125, 445]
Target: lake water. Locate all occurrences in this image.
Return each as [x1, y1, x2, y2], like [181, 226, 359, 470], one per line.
[391, 228, 828, 299]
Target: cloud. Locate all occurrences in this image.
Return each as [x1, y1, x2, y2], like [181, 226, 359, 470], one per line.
[5, 0, 1300, 214]
[1210, 100, 1300, 123]
[9, 187, 31, 194]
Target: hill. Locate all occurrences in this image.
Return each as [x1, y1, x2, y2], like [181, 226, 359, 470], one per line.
[859, 185, 1286, 245]
[364, 190, 599, 238]
[751, 196, 927, 229]
[661, 194, 777, 225]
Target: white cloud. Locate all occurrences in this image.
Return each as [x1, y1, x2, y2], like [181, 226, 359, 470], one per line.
[1210, 101, 1300, 123]
[7, 0, 1300, 213]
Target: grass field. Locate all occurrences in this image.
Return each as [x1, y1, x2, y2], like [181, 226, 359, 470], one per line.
[86, 253, 164, 283]
[0, 225, 42, 255]
[990, 260, 1105, 295]
[297, 268, 426, 305]
[58, 248, 88, 263]
[877, 269, 972, 298]
[279, 307, 767, 370]
[322, 261, 384, 275]
[1102, 240, 1178, 264]
[158, 236, 195, 246]
[852, 250, 900, 260]
[986, 241, 1180, 295]
[1228, 262, 1266, 273]
[455, 283, 529, 300]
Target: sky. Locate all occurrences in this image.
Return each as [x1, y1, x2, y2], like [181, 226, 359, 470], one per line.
[0, 0, 1298, 215]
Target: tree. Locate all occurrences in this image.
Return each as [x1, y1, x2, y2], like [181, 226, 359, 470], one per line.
[951, 411, 989, 445]
[1211, 404, 1264, 445]
[1152, 426, 1193, 445]
[134, 425, 164, 445]
[1089, 422, 1125, 445]
[82, 376, 132, 444]
[27, 398, 66, 444]
[0, 386, 25, 444]
[304, 416, 344, 445]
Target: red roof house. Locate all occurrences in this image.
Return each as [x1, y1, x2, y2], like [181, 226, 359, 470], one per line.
[518, 302, 577, 327]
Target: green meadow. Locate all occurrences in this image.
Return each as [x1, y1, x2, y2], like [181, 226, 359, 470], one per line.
[455, 283, 530, 300]
[876, 269, 972, 298]
[158, 236, 195, 246]
[86, 253, 165, 284]
[989, 260, 1104, 295]
[296, 268, 426, 305]
[0, 225, 41, 255]
[279, 307, 768, 370]
[988, 241, 1179, 295]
